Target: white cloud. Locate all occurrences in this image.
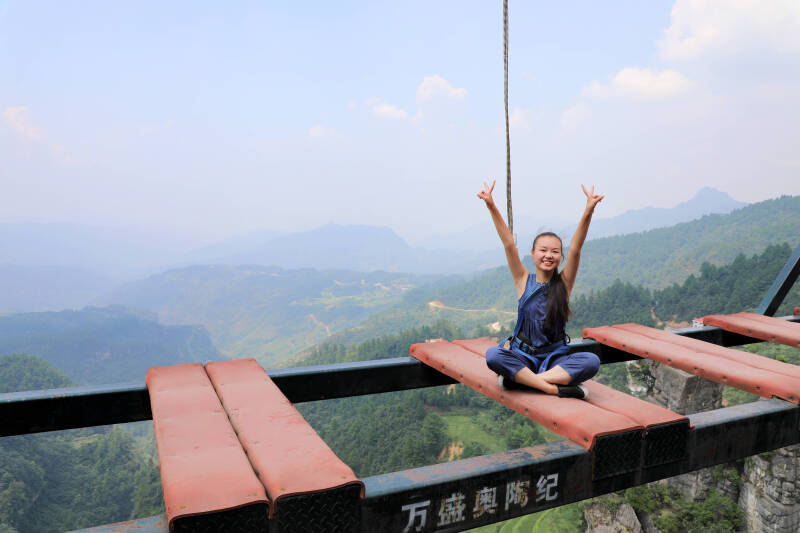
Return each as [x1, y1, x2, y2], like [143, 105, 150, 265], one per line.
[508, 107, 532, 130]
[660, 0, 800, 62]
[416, 75, 467, 103]
[583, 67, 693, 100]
[307, 124, 337, 138]
[366, 99, 408, 120]
[3, 106, 45, 141]
[560, 102, 591, 132]
[3, 106, 69, 159]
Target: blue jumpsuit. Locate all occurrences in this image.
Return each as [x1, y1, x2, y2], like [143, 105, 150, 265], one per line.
[486, 274, 599, 385]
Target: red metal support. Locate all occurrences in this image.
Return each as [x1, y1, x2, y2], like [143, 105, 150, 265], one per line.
[146, 364, 269, 532]
[205, 359, 364, 531]
[583, 324, 800, 404]
[703, 312, 800, 348]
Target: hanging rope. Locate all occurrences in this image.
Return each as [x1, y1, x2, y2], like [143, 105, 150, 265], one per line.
[503, 0, 513, 236]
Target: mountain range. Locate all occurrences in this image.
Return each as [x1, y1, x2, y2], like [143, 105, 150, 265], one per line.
[0, 187, 763, 313]
[418, 187, 747, 251]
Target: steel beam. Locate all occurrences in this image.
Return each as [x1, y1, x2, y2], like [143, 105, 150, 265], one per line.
[359, 399, 799, 532]
[2, 316, 798, 437]
[69, 399, 800, 533]
[0, 381, 151, 437]
[0, 358, 456, 437]
[757, 241, 800, 316]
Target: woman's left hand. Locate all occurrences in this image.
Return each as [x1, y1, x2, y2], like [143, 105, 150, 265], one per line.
[581, 184, 604, 211]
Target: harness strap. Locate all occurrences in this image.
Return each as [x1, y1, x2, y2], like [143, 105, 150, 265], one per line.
[507, 336, 564, 357]
[502, 335, 567, 374]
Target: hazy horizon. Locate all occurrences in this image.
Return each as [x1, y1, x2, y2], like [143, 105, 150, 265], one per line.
[0, 185, 753, 252]
[3, 1, 800, 245]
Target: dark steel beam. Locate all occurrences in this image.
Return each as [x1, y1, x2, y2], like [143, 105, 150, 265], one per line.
[359, 399, 799, 532]
[0, 381, 151, 437]
[3, 316, 798, 437]
[757, 241, 800, 316]
[72, 399, 799, 533]
[267, 356, 456, 402]
[0, 358, 456, 437]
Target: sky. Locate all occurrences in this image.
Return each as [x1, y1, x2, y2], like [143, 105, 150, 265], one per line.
[2, 0, 799, 246]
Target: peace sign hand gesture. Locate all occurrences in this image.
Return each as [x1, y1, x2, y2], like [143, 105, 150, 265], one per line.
[581, 184, 604, 212]
[478, 180, 496, 207]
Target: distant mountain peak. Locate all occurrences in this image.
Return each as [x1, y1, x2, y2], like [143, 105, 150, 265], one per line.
[575, 187, 748, 239]
[679, 187, 744, 207]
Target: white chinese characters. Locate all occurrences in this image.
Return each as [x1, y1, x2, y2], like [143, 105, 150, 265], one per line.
[536, 473, 559, 502]
[472, 486, 498, 518]
[504, 480, 530, 511]
[437, 492, 466, 526]
[401, 500, 430, 532]
[399, 473, 559, 530]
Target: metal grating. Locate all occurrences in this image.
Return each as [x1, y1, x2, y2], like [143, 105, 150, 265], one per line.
[644, 420, 689, 468]
[172, 503, 268, 533]
[274, 484, 362, 533]
[592, 431, 642, 480]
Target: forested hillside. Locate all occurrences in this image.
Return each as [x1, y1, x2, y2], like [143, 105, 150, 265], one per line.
[313, 239, 800, 353]
[95, 195, 800, 371]
[105, 265, 424, 365]
[577, 194, 800, 291]
[568, 243, 800, 336]
[412, 195, 800, 313]
[0, 306, 220, 384]
[0, 354, 163, 533]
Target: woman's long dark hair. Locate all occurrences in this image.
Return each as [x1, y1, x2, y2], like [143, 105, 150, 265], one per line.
[532, 232, 572, 334]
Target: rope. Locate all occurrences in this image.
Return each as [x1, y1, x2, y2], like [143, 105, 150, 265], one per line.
[503, 0, 513, 236]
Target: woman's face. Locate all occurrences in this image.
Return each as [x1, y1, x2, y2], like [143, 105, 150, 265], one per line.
[531, 235, 562, 273]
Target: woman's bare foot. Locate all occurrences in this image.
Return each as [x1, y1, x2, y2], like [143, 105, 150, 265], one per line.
[511, 368, 559, 395]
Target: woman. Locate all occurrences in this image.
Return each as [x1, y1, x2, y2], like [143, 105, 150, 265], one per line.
[477, 180, 603, 399]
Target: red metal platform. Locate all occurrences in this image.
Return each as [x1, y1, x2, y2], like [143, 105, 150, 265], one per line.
[583, 324, 800, 404]
[205, 358, 364, 515]
[453, 338, 689, 431]
[411, 339, 687, 450]
[146, 364, 268, 532]
[702, 312, 800, 348]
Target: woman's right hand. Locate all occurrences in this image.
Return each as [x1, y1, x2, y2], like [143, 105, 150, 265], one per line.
[477, 180, 496, 207]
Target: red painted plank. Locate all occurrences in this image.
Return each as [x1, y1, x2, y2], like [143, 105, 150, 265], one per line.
[583, 326, 800, 404]
[411, 341, 643, 450]
[452, 338, 688, 429]
[146, 364, 268, 531]
[702, 312, 800, 348]
[205, 359, 363, 516]
[614, 323, 800, 380]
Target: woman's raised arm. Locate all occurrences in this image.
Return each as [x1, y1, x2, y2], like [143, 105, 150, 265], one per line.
[478, 180, 528, 297]
[561, 184, 604, 295]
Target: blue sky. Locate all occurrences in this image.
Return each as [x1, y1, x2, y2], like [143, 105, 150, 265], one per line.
[2, 1, 799, 245]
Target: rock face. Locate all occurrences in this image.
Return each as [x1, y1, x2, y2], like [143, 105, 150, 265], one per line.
[667, 463, 742, 501]
[584, 360, 800, 532]
[584, 503, 643, 533]
[739, 444, 800, 533]
[650, 364, 723, 415]
[648, 361, 800, 533]
[650, 364, 733, 504]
